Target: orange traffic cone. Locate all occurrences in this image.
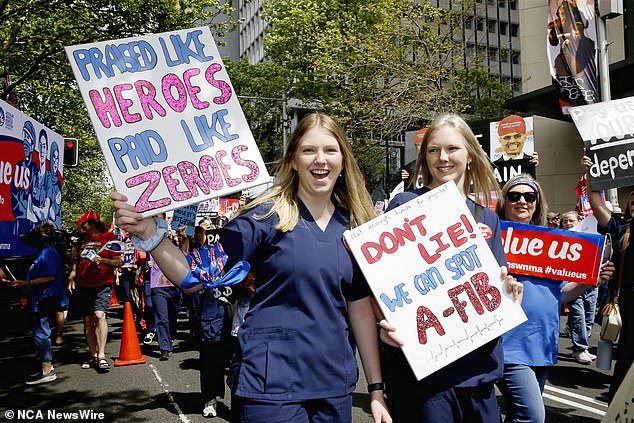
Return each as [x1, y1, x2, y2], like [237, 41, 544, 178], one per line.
[114, 302, 146, 367]
[110, 287, 120, 307]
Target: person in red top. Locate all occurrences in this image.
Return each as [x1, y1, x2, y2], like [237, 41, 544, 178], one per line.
[68, 210, 122, 371]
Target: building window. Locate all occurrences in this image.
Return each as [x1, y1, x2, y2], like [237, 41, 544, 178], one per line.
[499, 48, 509, 62]
[510, 23, 519, 37]
[465, 16, 474, 29]
[487, 20, 496, 33]
[476, 17, 484, 31]
[487, 47, 498, 61]
[499, 21, 508, 36]
[509, 0, 517, 9]
[500, 0, 506, 7]
[511, 50, 520, 64]
[513, 78, 522, 92]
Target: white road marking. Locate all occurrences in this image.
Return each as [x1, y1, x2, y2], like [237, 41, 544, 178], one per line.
[149, 363, 190, 423]
[544, 384, 609, 408]
[543, 384, 607, 417]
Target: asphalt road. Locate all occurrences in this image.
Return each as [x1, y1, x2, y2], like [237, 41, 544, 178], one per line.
[0, 290, 615, 422]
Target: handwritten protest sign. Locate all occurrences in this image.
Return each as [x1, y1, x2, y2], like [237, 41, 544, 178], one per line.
[344, 181, 526, 380]
[501, 221, 605, 285]
[0, 99, 64, 257]
[65, 27, 270, 217]
[171, 203, 199, 237]
[569, 96, 634, 190]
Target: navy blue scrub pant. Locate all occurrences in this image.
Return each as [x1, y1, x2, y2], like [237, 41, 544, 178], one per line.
[382, 344, 501, 423]
[151, 286, 181, 352]
[233, 394, 352, 423]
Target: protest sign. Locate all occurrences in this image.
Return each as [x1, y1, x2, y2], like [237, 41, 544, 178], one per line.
[489, 115, 536, 185]
[569, 96, 634, 190]
[0, 99, 64, 257]
[65, 27, 270, 217]
[500, 221, 605, 285]
[171, 203, 199, 237]
[602, 363, 634, 423]
[344, 181, 526, 380]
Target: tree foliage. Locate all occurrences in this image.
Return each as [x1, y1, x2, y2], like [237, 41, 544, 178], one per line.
[264, 3, 510, 134]
[0, 0, 235, 227]
[260, 0, 513, 192]
[224, 58, 291, 166]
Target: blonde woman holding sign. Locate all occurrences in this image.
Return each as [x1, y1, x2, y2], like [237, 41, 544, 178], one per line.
[111, 113, 391, 423]
[380, 114, 523, 422]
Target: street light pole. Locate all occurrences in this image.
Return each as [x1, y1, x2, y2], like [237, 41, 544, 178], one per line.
[597, 4, 620, 207]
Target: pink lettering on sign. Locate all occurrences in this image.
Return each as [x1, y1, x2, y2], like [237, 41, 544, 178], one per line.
[89, 63, 234, 129]
[125, 145, 260, 213]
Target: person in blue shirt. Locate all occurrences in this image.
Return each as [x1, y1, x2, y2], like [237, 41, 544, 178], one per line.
[30, 129, 51, 224]
[7, 222, 69, 384]
[111, 113, 391, 423]
[11, 120, 38, 236]
[46, 140, 63, 228]
[495, 174, 613, 423]
[378, 114, 524, 422]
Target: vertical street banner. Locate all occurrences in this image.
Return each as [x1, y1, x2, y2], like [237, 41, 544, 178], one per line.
[489, 115, 536, 185]
[500, 221, 605, 285]
[65, 27, 270, 217]
[343, 181, 526, 380]
[0, 99, 64, 257]
[569, 96, 634, 190]
[547, 0, 599, 115]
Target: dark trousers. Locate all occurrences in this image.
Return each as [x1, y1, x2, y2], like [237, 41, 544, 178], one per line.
[382, 344, 501, 423]
[151, 286, 181, 352]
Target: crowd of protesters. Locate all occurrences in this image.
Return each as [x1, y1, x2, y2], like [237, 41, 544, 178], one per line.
[3, 112, 631, 423]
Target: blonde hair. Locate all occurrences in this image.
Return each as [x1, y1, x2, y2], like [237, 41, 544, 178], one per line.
[498, 174, 549, 226]
[241, 113, 376, 231]
[411, 114, 500, 207]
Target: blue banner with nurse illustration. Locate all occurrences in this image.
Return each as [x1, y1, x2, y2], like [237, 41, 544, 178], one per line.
[65, 27, 270, 217]
[0, 98, 64, 257]
[547, 0, 600, 115]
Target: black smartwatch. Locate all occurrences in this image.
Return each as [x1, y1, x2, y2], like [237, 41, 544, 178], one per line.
[368, 382, 385, 393]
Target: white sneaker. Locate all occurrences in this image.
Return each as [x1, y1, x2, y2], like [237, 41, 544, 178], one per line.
[573, 350, 592, 364]
[203, 399, 217, 418]
[585, 350, 597, 360]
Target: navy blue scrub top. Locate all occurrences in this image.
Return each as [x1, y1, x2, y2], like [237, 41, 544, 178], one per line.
[387, 187, 507, 388]
[220, 200, 370, 400]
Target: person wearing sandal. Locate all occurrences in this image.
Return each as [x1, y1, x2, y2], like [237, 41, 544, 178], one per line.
[68, 210, 123, 371]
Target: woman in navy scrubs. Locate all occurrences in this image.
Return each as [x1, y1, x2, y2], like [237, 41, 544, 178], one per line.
[379, 114, 523, 422]
[111, 113, 391, 423]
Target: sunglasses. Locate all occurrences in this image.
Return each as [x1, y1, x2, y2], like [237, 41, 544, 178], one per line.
[506, 191, 537, 204]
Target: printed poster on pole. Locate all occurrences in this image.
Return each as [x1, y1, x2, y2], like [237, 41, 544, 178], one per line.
[65, 27, 270, 217]
[343, 181, 526, 380]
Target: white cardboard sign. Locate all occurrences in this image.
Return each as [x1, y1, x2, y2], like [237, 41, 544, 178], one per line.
[65, 27, 270, 216]
[344, 181, 527, 380]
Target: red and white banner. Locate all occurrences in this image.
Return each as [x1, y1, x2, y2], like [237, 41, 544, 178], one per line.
[501, 221, 605, 285]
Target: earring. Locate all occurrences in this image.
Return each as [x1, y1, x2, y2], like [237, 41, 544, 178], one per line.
[467, 162, 471, 171]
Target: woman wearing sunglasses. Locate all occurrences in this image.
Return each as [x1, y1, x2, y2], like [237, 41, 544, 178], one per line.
[496, 174, 614, 423]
